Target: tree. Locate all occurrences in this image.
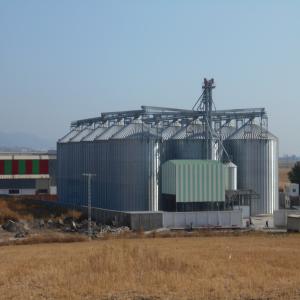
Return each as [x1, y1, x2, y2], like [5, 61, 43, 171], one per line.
[288, 162, 300, 185]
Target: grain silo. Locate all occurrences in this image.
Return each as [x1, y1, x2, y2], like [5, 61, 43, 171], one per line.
[223, 124, 278, 215]
[161, 121, 207, 163]
[58, 118, 161, 211]
[57, 78, 278, 215]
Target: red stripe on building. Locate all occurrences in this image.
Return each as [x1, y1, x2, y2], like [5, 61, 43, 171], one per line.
[39, 160, 49, 174]
[26, 160, 33, 174]
[0, 160, 4, 175]
[12, 160, 18, 175]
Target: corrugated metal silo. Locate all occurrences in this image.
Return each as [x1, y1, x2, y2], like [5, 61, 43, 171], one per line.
[58, 103, 276, 215]
[82, 124, 108, 141]
[58, 120, 161, 211]
[70, 128, 93, 142]
[57, 140, 85, 207]
[161, 121, 207, 162]
[223, 124, 278, 215]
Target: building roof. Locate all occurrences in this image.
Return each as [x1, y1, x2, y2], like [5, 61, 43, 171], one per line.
[228, 124, 277, 140]
[0, 152, 56, 159]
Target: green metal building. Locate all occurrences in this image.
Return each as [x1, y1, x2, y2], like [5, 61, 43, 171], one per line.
[161, 160, 227, 211]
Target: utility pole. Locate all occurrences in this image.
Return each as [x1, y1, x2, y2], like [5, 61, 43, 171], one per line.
[82, 173, 96, 240]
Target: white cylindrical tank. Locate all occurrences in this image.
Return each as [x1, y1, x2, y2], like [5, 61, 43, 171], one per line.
[224, 162, 237, 190]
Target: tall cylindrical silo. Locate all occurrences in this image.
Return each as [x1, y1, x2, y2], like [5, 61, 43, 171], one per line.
[223, 125, 278, 216]
[224, 162, 237, 190]
[96, 122, 161, 211]
[58, 120, 162, 212]
[161, 122, 207, 162]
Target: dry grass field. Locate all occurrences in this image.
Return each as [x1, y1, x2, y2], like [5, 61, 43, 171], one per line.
[1, 234, 300, 300]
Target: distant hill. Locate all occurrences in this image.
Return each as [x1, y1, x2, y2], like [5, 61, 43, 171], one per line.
[0, 131, 56, 152]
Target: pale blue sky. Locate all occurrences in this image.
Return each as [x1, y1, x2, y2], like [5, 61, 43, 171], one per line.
[0, 1, 299, 154]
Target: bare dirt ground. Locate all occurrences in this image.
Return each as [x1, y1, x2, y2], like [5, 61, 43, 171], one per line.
[0, 196, 134, 246]
[0, 234, 300, 300]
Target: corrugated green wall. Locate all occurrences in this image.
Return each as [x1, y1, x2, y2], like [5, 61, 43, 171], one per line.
[162, 160, 225, 203]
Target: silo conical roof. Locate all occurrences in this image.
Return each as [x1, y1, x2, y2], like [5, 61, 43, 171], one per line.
[227, 124, 277, 140]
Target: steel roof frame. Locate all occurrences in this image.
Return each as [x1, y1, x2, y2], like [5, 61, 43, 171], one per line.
[71, 105, 267, 127]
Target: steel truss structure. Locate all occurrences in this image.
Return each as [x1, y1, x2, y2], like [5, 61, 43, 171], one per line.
[71, 106, 268, 133]
[68, 79, 268, 161]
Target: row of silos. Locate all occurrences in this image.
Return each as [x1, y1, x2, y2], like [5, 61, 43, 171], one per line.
[58, 119, 278, 215]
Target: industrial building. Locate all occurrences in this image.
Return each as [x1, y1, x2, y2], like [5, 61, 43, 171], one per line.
[57, 79, 278, 216]
[0, 152, 57, 195]
[287, 215, 300, 232]
[161, 160, 231, 211]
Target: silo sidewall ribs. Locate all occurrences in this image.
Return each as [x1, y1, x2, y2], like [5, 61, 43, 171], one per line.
[224, 133, 278, 216]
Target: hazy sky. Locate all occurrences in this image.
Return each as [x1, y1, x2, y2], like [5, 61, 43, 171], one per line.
[0, 1, 299, 154]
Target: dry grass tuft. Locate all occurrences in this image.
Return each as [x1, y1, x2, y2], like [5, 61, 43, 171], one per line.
[0, 235, 300, 299]
[0, 200, 29, 223]
[63, 209, 82, 220]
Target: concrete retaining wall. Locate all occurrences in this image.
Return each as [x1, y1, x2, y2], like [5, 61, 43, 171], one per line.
[233, 206, 250, 219]
[287, 216, 300, 232]
[42, 202, 162, 231]
[274, 209, 300, 227]
[128, 212, 163, 231]
[80, 207, 162, 231]
[93, 209, 242, 230]
[43, 201, 242, 230]
[162, 210, 242, 228]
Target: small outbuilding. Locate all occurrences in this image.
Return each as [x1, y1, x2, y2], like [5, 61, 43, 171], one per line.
[161, 160, 227, 211]
[287, 214, 300, 232]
